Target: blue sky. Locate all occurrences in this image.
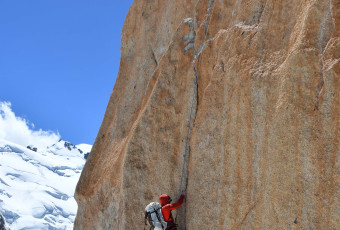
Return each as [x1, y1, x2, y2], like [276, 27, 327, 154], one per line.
[0, 1, 134, 145]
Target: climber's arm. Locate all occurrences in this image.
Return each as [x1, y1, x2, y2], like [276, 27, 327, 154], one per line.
[168, 194, 185, 210]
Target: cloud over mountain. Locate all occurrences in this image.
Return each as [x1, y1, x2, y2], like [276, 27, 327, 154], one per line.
[0, 101, 60, 148]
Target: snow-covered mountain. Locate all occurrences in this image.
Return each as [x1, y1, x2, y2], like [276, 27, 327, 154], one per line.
[0, 139, 91, 230]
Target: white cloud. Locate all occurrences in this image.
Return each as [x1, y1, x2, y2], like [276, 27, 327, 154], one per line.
[0, 101, 60, 148]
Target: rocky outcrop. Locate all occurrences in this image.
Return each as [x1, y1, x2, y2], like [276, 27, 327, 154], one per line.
[75, 0, 340, 229]
[0, 214, 5, 230]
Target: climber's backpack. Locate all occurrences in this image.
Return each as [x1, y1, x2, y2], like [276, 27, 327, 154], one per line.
[144, 202, 167, 230]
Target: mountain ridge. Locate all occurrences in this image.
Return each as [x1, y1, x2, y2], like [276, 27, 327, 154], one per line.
[0, 138, 91, 230]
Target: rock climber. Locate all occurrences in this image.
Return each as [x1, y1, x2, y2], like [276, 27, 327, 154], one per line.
[159, 191, 186, 230]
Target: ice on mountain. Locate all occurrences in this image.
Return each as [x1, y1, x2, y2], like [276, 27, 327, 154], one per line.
[45, 190, 69, 201]
[0, 178, 9, 186]
[76, 143, 91, 160]
[0, 144, 24, 153]
[0, 138, 91, 229]
[0, 189, 11, 198]
[1, 210, 19, 224]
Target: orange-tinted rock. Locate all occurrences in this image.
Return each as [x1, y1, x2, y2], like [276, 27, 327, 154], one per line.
[75, 0, 339, 229]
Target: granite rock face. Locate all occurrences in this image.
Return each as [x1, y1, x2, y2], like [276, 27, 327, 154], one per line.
[75, 0, 340, 229]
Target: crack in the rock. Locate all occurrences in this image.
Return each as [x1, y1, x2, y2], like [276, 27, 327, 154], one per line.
[314, 73, 325, 111]
[150, 48, 158, 66]
[177, 1, 216, 229]
[257, 0, 268, 24]
[231, 192, 264, 229]
[246, 0, 267, 26]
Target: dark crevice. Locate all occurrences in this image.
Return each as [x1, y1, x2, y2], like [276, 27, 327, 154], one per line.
[178, 1, 216, 229]
[150, 48, 158, 66]
[246, 0, 267, 26]
[257, 0, 268, 24]
[314, 71, 325, 111]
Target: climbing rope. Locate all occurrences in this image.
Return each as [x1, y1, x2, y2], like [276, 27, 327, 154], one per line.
[177, 0, 216, 198]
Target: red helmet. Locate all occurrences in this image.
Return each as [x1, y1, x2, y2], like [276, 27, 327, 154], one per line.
[159, 194, 172, 206]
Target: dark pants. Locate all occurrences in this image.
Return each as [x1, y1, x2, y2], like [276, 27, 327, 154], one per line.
[165, 221, 178, 230]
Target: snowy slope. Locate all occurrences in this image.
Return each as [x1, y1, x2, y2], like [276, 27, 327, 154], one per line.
[0, 139, 91, 230]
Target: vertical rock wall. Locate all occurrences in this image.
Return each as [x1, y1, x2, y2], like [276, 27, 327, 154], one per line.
[75, 0, 339, 229]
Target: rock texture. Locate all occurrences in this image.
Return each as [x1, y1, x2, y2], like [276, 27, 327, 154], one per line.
[75, 0, 340, 229]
